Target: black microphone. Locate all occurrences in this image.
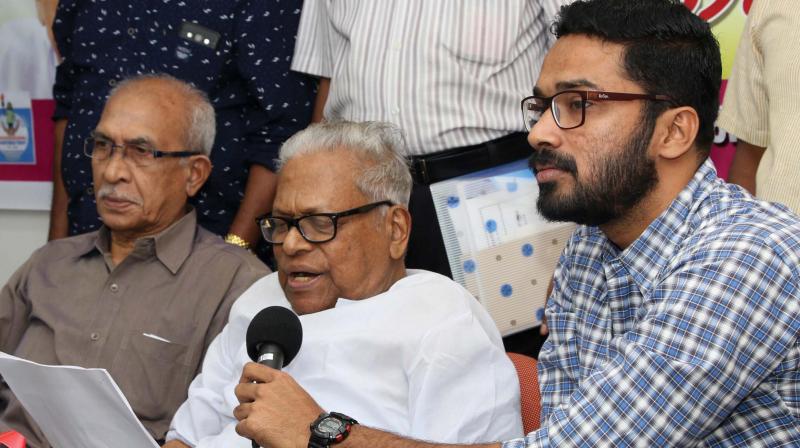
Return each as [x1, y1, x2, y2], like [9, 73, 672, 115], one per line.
[246, 305, 303, 368]
[245, 306, 303, 448]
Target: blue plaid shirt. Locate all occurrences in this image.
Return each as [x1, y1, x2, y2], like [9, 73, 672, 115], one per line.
[504, 160, 800, 447]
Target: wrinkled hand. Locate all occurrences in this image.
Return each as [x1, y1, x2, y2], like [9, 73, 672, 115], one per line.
[234, 362, 324, 448]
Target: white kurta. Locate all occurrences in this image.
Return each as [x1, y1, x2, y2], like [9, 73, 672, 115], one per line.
[167, 270, 523, 447]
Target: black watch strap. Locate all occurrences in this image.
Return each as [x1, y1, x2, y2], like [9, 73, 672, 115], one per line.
[308, 412, 358, 448]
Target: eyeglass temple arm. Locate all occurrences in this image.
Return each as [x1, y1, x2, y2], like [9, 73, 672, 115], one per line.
[585, 91, 672, 102]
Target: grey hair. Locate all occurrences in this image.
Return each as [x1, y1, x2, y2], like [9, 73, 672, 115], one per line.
[278, 121, 413, 207]
[109, 73, 216, 156]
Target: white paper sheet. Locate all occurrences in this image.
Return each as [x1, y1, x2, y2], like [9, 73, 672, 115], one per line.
[0, 352, 159, 448]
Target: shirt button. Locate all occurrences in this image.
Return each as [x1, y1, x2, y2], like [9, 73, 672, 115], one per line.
[127, 27, 137, 36]
[108, 79, 117, 87]
[86, 186, 94, 195]
[110, 283, 119, 293]
[90, 332, 100, 341]
[392, 107, 400, 115]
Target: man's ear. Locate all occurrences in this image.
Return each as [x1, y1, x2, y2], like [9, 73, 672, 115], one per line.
[653, 106, 700, 160]
[386, 205, 411, 260]
[185, 155, 212, 197]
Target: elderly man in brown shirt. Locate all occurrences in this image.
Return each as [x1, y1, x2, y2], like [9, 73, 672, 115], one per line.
[0, 74, 269, 447]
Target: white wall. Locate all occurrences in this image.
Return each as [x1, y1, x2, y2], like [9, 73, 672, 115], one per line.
[0, 210, 49, 285]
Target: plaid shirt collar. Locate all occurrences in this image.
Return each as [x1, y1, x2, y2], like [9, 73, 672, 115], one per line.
[580, 159, 719, 298]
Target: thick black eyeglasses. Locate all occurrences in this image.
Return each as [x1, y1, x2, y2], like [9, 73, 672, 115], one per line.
[83, 136, 201, 167]
[256, 200, 393, 244]
[521, 90, 673, 131]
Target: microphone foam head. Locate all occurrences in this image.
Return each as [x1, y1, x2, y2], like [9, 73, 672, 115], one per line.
[246, 306, 303, 367]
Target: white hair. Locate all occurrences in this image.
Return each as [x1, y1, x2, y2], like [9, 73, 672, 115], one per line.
[278, 121, 412, 206]
[109, 73, 216, 156]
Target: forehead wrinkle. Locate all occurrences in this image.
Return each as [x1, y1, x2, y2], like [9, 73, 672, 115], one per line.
[94, 116, 159, 146]
[110, 83, 190, 146]
[538, 35, 633, 95]
[273, 155, 364, 217]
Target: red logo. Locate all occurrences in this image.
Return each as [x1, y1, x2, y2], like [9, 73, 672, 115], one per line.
[680, 0, 748, 23]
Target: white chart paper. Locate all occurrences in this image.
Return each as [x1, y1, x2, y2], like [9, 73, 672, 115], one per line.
[430, 160, 576, 335]
[0, 352, 159, 448]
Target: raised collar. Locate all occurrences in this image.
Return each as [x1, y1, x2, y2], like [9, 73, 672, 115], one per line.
[596, 159, 720, 294]
[81, 209, 198, 274]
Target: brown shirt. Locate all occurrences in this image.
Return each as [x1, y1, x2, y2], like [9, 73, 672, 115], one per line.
[0, 210, 269, 447]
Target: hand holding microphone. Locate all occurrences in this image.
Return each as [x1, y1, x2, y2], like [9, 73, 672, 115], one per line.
[237, 306, 307, 448]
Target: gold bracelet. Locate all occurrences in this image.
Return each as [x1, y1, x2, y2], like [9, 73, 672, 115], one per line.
[224, 233, 251, 251]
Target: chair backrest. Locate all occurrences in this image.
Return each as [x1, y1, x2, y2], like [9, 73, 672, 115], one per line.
[0, 430, 26, 448]
[507, 352, 542, 434]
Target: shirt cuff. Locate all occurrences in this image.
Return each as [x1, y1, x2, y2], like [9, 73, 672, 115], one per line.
[502, 437, 533, 448]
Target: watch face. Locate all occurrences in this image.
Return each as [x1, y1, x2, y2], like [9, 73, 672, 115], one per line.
[318, 416, 343, 435]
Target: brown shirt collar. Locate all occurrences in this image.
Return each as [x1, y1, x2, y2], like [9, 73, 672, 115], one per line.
[81, 209, 198, 275]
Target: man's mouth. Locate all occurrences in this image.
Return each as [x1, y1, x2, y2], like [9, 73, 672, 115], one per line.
[534, 165, 565, 183]
[289, 272, 320, 283]
[101, 195, 138, 209]
[528, 150, 577, 182]
[285, 271, 323, 289]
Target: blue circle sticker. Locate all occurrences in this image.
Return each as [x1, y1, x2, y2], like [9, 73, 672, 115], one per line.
[500, 283, 513, 297]
[521, 243, 534, 257]
[536, 308, 545, 322]
[463, 259, 476, 273]
[447, 196, 460, 208]
[485, 219, 498, 233]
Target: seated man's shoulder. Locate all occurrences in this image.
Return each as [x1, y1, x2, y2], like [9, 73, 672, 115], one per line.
[228, 272, 290, 321]
[399, 270, 476, 306]
[30, 231, 100, 265]
[389, 270, 495, 328]
[692, 191, 800, 259]
[676, 191, 800, 283]
[191, 227, 269, 271]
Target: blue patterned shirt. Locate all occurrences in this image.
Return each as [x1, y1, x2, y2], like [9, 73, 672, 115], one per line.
[504, 160, 800, 447]
[52, 0, 315, 236]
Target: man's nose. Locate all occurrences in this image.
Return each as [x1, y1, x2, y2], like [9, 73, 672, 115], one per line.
[280, 225, 313, 255]
[99, 149, 132, 183]
[528, 107, 563, 150]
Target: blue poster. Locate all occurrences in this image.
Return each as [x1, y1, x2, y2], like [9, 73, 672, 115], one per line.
[0, 92, 35, 165]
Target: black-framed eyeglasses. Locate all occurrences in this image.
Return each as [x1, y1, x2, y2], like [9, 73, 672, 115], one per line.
[256, 200, 394, 245]
[521, 90, 673, 131]
[83, 135, 201, 167]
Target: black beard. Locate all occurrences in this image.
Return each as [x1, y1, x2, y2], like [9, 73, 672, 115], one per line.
[530, 119, 659, 227]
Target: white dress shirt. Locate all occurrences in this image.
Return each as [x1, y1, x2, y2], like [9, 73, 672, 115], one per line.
[167, 270, 523, 447]
[291, 0, 565, 155]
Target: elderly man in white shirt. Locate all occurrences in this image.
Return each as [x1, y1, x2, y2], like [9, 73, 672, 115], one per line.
[164, 121, 523, 448]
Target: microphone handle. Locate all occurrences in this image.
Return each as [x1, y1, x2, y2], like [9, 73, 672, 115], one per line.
[256, 342, 285, 369]
[252, 342, 285, 448]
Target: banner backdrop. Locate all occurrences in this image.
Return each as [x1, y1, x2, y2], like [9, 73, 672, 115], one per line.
[687, 0, 752, 179]
[0, 0, 58, 210]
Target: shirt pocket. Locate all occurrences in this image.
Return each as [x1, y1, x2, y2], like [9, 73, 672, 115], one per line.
[440, 0, 526, 67]
[109, 330, 196, 423]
